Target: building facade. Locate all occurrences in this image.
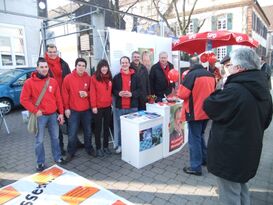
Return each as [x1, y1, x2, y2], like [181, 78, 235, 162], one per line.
[0, 0, 41, 69]
[120, 0, 271, 61]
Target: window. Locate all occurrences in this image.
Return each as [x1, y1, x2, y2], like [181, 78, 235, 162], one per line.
[0, 25, 27, 67]
[217, 47, 227, 60]
[13, 73, 27, 86]
[217, 15, 227, 30]
[186, 21, 194, 34]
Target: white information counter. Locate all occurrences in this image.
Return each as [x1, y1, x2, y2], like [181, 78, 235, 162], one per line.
[146, 101, 188, 158]
[120, 111, 163, 169]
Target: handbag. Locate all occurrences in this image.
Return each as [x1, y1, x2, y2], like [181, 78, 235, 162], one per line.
[27, 78, 50, 135]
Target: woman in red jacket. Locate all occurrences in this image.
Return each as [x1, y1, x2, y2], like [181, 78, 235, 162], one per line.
[90, 59, 113, 157]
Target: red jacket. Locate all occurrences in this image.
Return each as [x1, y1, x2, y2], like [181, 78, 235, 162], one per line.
[62, 70, 90, 111]
[90, 75, 112, 108]
[20, 72, 64, 115]
[177, 64, 215, 122]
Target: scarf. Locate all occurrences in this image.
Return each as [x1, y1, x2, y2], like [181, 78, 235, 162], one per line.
[45, 53, 62, 88]
[160, 63, 170, 85]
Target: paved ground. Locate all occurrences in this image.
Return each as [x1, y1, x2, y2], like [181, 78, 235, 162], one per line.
[0, 89, 273, 205]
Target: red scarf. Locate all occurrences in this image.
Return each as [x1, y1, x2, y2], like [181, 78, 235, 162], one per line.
[45, 53, 62, 89]
[160, 63, 170, 85]
[120, 69, 134, 109]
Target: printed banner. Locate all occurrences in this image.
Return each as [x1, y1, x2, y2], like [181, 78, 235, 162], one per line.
[0, 165, 134, 205]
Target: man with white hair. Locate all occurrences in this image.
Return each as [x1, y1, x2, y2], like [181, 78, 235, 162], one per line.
[149, 51, 175, 102]
[203, 47, 273, 205]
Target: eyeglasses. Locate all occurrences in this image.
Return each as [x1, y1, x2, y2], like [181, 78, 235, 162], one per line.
[224, 63, 233, 68]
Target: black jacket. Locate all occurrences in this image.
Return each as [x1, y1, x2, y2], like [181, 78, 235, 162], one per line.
[149, 61, 174, 100]
[204, 70, 273, 183]
[130, 62, 150, 109]
[112, 71, 140, 109]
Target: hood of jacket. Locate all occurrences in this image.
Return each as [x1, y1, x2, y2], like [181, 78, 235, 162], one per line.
[225, 70, 270, 101]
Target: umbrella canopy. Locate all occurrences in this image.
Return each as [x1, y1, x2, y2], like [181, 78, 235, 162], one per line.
[172, 30, 259, 55]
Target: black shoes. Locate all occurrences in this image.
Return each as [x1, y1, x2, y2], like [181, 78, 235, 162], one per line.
[64, 154, 73, 163]
[96, 149, 104, 157]
[36, 163, 45, 172]
[77, 142, 85, 149]
[56, 157, 66, 165]
[183, 167, 202, 176]
[87, 148, 96, 157]
[103, 148, 112, 155]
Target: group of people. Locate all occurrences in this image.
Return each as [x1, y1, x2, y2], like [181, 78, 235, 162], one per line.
[20, 43, 272, 205]
[20, 45, 176, 171]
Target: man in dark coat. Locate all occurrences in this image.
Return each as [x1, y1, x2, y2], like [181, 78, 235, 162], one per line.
[130, 51, 150, 110]
[149, 51, 175, 102]
[203, 47, 273, 205]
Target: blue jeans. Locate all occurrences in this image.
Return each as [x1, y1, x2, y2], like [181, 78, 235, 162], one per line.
[188, 120, 208, 172]
[216, 177, 250, 205]
[35, 113, 61, 164]
[114, 107, 138, 146]
[67, 109, 92, 156]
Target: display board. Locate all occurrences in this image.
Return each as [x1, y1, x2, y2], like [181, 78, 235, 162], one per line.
[0, 165, 134, 205]
[121, 111, 164, 169]
[108, 28, 172, 76]
[146, 101, 188, 158]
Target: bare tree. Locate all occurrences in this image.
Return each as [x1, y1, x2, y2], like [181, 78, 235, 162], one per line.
[114, 0, 140, 28]
[152, 0, 205, 35]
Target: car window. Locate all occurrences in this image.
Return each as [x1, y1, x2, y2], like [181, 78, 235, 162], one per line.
[0, 70, 24, 83]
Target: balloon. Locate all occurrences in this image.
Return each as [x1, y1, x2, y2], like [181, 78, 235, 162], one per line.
[208, 53, 217, 64]
[168, 69, 179, 83]
[200, 53, 208, 63]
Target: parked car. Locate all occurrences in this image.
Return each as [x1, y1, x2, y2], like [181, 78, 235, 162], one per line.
[0, 67, 35, 114]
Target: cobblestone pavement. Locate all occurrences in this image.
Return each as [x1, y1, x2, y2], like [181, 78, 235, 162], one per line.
[1, 100, 273, 205]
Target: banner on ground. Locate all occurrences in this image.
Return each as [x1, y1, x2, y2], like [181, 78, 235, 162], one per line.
[0, 165, 134, 205]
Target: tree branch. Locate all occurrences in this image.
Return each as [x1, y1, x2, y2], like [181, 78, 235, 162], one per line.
[182, 0, 198, 34]
[197, 18, 206, 33]
[173, 0, 182, 35]
[152, 0, 175, 34]
[121, 0, 140, 19]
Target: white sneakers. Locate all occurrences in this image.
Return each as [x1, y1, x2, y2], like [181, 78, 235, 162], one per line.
[115, 146, 122, 154]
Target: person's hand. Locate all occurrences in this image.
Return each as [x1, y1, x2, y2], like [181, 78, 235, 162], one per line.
[119, 91, 125, 97]
[58, 114, 64, 125]
[36, 110, 43, 117]
[65, 109, 71, 118]
[92, 108, 98, 114]
[123, 91, 132, 98]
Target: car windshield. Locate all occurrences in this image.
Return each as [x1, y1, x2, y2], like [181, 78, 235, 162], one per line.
[0, 69, 24, 84]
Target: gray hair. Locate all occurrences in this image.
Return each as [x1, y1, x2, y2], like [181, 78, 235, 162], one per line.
[159, 51, 168, 58]
[230, 47, 260, 70]
[189, 56, 199, 66]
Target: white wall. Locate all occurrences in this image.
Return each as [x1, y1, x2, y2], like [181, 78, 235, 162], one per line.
[0, 0, 41, 68]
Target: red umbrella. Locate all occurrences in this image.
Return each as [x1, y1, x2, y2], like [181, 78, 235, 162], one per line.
[172, 30, 259, 55]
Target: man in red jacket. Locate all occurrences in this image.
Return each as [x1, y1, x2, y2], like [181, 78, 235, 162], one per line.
[45, 44, 83, 155]
[177, 56, 215, 176]
[20, 57, 65, 172]
[62, 58, 95, 162]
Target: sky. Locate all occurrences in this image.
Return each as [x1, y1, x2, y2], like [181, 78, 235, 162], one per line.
[258, 0, 273, 6]
[47, 0, 273, 10]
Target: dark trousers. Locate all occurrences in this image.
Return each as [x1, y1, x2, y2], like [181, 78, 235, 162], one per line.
[59, 116, 83, 151]
[67, 109, 92, 156]
[188, 120, 208, 172]
[93, 106, 112, 149]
